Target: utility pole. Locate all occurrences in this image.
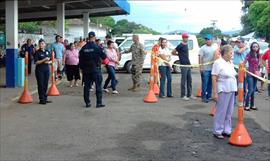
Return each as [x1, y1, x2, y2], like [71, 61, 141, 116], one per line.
[210, 20, 218, 36]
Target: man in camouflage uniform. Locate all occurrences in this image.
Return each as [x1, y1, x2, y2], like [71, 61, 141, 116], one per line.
[125, 35, 146, 91]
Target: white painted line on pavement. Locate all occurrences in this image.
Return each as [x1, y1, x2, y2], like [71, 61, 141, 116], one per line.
[11, 81, 62, 102]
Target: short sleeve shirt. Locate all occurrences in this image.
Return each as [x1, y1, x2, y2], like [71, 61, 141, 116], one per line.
[262, 49, 270, 73]
[34, 49, 51, 71]
[176, 43, 190, 65]
[52, 42, 65, 59]
[199, 44, 218, 71]
[211, 58, 237, 93]
[158, 47, 171, 66]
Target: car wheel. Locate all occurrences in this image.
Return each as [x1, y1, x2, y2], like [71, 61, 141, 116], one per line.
[125, 61, 132, 73]
[173, 61, 181, 73]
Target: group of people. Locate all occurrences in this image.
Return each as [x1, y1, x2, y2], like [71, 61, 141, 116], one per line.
[24, 31, 270, 140]
[199, 35, 270, 139]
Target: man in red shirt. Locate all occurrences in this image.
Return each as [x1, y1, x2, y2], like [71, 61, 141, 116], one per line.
[262, 44, 270, 98]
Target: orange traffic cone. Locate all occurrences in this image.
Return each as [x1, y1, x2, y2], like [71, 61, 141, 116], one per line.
[196, 87, 202, 97]
[18, 52, 33, 104]
[229, 107, 252, 146]
[144, 52, 158, 103]
[229, 62, 252, 147]
[144, 89, 158, 103]
[48, 51, 60, 96]
[153, 82, 160, 95]
[209, 105, 216, 116]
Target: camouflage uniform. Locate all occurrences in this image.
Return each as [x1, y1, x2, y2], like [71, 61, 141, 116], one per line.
[127, 42, 145, 87]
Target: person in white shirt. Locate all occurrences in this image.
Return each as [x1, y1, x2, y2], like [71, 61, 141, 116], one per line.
[211, 45, 237, 139]
[158, 38, 173, 98]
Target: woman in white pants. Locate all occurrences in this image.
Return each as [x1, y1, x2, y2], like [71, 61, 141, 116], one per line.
[212, 45, 237, 139]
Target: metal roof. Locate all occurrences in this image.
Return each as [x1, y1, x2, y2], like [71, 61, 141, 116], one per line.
[0, 0, 130, 23]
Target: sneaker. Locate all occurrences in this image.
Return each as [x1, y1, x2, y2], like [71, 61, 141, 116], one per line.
[202, 99, 209, 103]
[188, 95, 197, 100]
[112, 90, 119, 94]
[181, 96, 190, 101]
[250, 106, 258, 110]
[244, 106, 250, 111]
[103, 88, 110, 93]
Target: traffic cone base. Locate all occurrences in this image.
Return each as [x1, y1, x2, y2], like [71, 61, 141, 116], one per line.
[153, 83, 160, 95]
[48, 84, 60, 96]
[18, 90, 33, 104]
[209, 106, 216, 116]
[229, 123, 252, 146]
[144, 90, 158, 103]
[196, 87, 201, 97]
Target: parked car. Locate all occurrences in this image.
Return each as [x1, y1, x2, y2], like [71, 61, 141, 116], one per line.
[117, 34, 200, 73]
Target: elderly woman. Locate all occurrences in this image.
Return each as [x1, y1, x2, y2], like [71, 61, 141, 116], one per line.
[211, 45, 237, 139]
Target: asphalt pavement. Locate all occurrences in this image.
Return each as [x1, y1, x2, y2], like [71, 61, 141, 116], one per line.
[0, 69, 269, 161]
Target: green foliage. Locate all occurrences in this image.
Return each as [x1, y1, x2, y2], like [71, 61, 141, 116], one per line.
[199, 27, 222, 37]
[19, 22, 41, 33]
[241, 0, 270, 41]
[196, 35, 205, 47]
[112, 19, 160, 36]
[90, 17, 115, 28]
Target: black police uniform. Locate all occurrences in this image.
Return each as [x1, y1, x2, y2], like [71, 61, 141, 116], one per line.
[20, 44, 35, 74]
[34, 49, 51, 104]
[79, 41, 106, 108]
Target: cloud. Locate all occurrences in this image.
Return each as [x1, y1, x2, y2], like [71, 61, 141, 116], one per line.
[114, 0, 243, 33]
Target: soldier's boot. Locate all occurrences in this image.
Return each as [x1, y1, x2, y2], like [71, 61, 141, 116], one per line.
[132, 83, 141, 92]
[128, 84, 136, 91]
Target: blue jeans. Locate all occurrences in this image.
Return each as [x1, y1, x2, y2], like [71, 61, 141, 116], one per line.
[159, 66, 172, 97]
[245, 75, 257, 107]
[268, 74, 270, 96]
[103, 65, 117, 91]
[201, 70, 212, 100]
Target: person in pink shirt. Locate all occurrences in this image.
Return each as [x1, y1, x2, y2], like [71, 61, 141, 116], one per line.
[64, 43, 80, 87]
[103, 40, 119, 94]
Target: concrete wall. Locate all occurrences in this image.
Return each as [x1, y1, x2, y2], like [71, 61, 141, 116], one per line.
[42, 23, 108, 44]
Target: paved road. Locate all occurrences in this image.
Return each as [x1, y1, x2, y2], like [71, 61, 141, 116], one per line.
[1, 70, 269, 161]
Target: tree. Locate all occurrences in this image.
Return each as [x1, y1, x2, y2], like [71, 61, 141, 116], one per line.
[90, 17, 115, 28]
[112, 19, 160, 36]
[240, 0, 270, 41]
[199, 27, 222, 37]
[248, 1, 270, 40]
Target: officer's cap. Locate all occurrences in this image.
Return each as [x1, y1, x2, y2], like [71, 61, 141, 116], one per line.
[88, 31, 96, 38]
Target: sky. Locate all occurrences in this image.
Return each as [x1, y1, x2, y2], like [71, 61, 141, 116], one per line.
[113, 0, 244, 33]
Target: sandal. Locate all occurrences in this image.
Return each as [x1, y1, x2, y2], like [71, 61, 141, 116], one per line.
[213, 134, 224, 139]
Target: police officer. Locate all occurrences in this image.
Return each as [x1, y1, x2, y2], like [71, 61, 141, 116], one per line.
[34, 39, 52, 105]
[125, 35, 146, 91]
[21, 39, 35, 74]
[79, 31, 107, 108]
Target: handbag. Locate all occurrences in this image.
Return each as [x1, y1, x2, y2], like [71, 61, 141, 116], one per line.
[101, 57, 109, 65]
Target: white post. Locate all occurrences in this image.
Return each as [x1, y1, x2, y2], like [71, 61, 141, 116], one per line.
[83, 12, 89, 38]
[5, 0, 18, 87]
[57, 3, 65, 39]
